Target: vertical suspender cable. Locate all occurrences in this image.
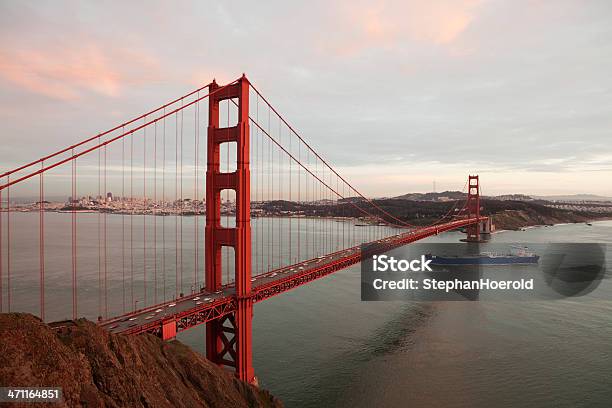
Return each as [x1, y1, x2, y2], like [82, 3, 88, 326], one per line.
[6, 176, 9, 312]
[104, 145, 108, 318]
[122, 127, 125, 313]
[194, 95, 199, 289]
[39, 162, 44, 320]
[143, 118, 147, 307]
[154, 121, 158, 304]
[180, 106, 184, 292]
[278, 118, 282, 268]
[0, 188, 2, 313]
[267, 108, 271, 272]
[175, 111, 179, 298]
[97, 136, 101, 318]
[334, 176, 344, 250]
[306, 151, 309, 259]
[226, 100, 230, 284]
[289, 122, 292, 263]
[315, 157, 318, 256]
[130, 131, 134, 310]
[72, 152, 77, 319]
[260, 101, 264, 274]
[297, 137, 300, 262]
[162, 109, 167, 302]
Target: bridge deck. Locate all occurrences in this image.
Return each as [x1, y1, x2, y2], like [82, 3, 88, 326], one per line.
[100, 217, 483, 337]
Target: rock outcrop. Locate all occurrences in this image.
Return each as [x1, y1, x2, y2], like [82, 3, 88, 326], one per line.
[0, 313, 283, 408]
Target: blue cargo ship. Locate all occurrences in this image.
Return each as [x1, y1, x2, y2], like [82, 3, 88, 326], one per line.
[425, 247, 539, 265]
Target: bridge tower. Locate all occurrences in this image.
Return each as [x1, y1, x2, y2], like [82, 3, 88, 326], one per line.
[205, 75, 254, 383]
[466, 175, 481, 242]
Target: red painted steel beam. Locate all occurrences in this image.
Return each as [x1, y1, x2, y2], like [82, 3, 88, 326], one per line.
[111, 297, 237, 336]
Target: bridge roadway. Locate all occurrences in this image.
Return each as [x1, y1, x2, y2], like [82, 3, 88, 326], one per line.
[100, 217, 483, 338]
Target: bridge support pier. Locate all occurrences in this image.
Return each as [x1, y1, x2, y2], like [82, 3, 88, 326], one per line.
[205, 76, 255, 384]
[478, 217, 492, 240]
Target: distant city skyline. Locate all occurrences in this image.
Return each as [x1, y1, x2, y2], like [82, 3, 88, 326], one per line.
[1, 1, 612, 196]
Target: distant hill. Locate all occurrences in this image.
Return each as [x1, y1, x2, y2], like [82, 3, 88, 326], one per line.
[394, 191, 536, 202]
[393, 191, 612, 203]
[534, 194, 612, 202]
[486, 194, 533, 201]
[394, 191, 465, 201]
[258, 195, 611, 230]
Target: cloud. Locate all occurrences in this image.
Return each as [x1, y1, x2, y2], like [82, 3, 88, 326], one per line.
[321, 0, 483, 56]
[1, 1, 611, 196]
[0, 43, 160, 101]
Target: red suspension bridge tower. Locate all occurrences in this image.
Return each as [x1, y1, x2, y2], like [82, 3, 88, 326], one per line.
[466, 175, 484, 242]
[205, 76, 254, 383]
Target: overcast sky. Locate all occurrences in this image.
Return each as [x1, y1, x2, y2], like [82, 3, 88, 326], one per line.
[1, 0, 611, 196]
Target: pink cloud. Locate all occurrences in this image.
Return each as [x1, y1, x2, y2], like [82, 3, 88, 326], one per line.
[321, 0, 483, 56]
[0, 44, 160, 101]
[405, 1, 480, 45]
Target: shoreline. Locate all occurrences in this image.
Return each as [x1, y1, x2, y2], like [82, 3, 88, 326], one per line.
[492, 218, 612, 234]
[6, 209, 610, 232]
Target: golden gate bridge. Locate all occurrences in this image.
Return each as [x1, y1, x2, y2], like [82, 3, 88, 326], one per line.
[0, 75, 487, 383]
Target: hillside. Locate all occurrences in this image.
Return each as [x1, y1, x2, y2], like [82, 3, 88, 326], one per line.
[257, 198, 607, 230]
[394, 190, 466, 201]
[481, 199, 594, 230]
[0, 313, 282, 408]
[534, 194, 612, 202]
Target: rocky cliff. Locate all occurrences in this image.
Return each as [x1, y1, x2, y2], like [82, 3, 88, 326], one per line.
[0, 313, 283, 408]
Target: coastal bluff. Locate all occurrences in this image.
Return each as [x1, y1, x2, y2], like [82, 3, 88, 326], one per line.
[0, 313, 283, 408]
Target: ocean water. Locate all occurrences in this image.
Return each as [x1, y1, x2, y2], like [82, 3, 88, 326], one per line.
[244, 222, 612, 407]
[2, 214, 612, 407]
[179, 221, 612, 407]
